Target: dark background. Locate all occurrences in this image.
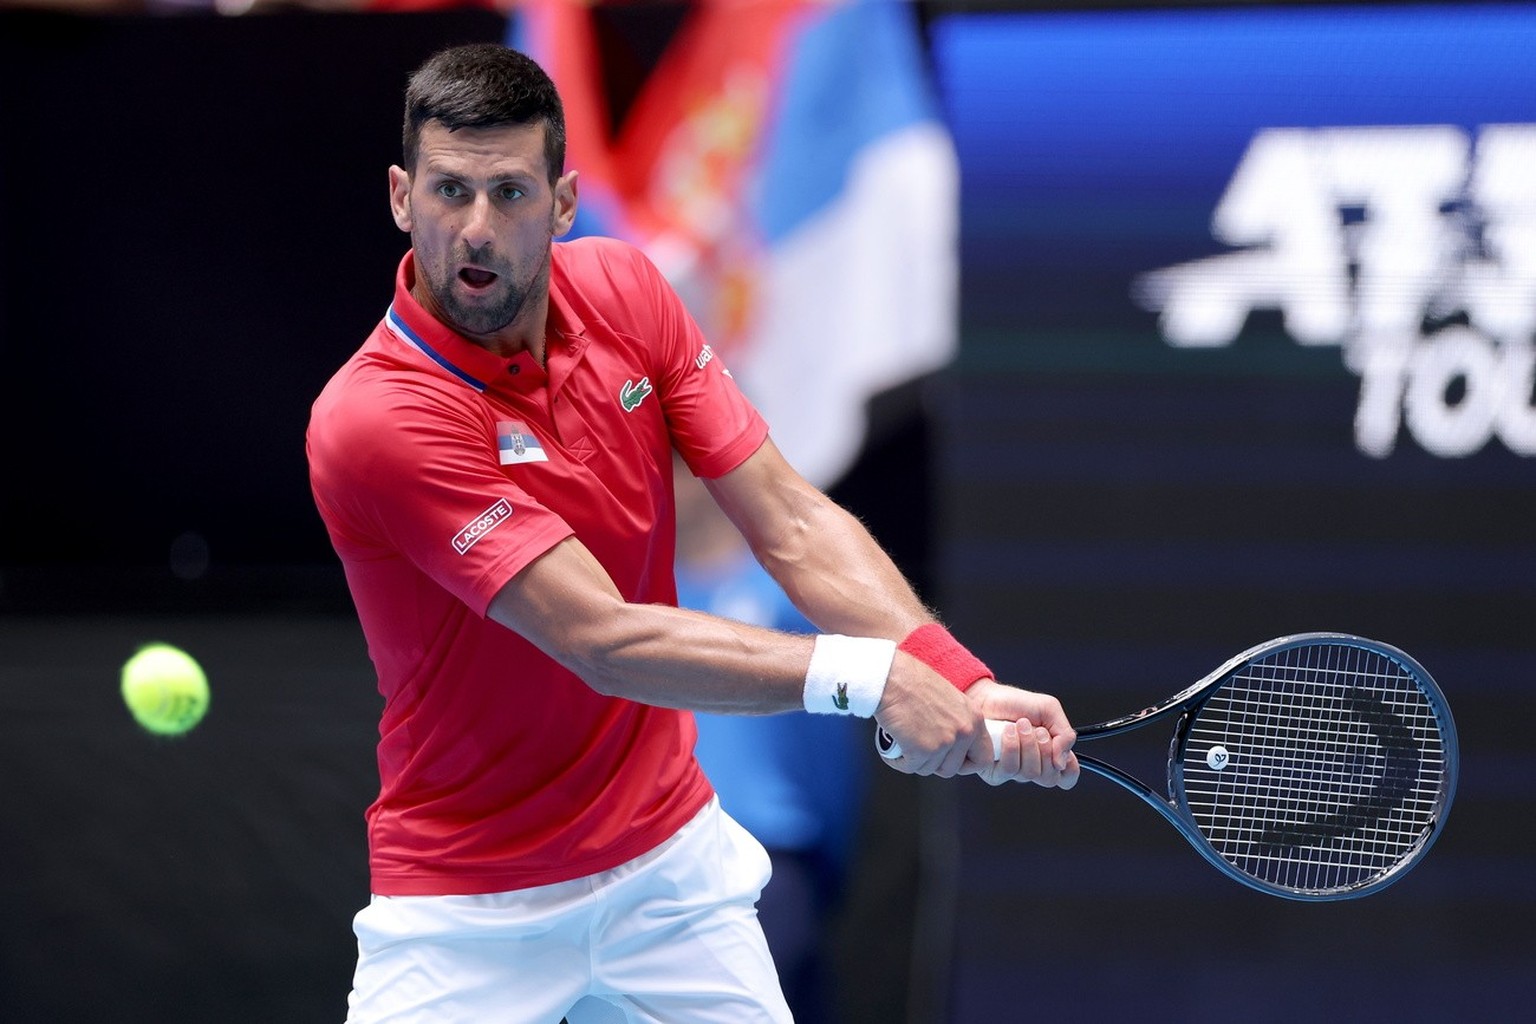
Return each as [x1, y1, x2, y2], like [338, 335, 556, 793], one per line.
[2, 4, 1531, 1022]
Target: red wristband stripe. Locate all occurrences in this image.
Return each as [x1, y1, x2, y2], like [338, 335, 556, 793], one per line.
[898, 623, 993, 692]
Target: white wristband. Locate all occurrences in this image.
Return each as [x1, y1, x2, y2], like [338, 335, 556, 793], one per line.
[803, 635, 895, 717]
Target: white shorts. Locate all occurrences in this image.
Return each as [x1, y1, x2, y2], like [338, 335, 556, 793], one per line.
[346, 797, 793, 1024]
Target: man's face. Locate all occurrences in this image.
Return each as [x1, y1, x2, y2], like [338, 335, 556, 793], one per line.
[389, 120, 577, 345]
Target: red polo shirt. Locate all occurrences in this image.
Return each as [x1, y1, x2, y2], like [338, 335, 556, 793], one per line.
[306, 237, 769, 895]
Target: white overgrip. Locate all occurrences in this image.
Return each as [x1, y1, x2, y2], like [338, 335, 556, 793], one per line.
[876, 718, 1008, 760]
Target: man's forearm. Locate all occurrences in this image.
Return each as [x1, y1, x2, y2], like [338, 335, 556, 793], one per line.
[750, 493, 934, 641]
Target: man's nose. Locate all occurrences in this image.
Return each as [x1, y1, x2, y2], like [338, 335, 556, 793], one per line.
[461, 194, 496, 251]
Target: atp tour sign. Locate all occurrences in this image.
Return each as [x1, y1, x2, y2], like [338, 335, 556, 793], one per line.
[1138, 125, 1536, 459]
[934, 3, 1536, 464]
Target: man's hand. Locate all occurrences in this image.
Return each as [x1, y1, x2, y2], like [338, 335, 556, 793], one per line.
[959, 679, 1081, 789]
[872, 652, 981, 777]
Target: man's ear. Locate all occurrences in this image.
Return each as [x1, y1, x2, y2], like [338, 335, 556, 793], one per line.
[388, 165, 413, 232]
[552, 169, 579, 238]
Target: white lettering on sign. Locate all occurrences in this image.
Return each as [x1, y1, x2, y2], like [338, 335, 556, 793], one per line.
[1136, 124, 1536, 458]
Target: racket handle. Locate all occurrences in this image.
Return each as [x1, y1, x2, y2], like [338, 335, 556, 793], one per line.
[876, 719, 1008, 760]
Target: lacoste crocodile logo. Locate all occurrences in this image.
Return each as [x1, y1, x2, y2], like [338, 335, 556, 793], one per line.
[832, 683, 850, 711]
[619, 377, 653, 413]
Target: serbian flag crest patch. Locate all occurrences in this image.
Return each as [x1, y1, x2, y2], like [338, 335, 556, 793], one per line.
[497, 421, 550, 465]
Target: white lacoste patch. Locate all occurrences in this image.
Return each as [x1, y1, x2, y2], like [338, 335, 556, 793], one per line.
[452, 498, 514, 555]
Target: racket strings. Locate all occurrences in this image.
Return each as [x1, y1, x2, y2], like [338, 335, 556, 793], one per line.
[1179, 642, 1449, 896]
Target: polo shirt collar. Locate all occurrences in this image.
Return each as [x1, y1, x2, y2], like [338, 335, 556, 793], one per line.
[545, 246, 590, 392]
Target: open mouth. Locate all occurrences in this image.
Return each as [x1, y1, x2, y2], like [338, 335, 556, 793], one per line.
[459, 267, 499, 289]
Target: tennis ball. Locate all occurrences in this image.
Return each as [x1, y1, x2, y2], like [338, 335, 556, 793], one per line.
[120, 643, 210, 736]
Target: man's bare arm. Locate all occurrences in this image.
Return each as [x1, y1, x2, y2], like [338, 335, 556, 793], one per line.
[487, 535, 811, 715]
[703, 438, 934, 641]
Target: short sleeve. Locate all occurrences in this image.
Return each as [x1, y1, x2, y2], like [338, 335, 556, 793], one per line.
[307, 372, 575, 616]
[607, 242, 769, 479]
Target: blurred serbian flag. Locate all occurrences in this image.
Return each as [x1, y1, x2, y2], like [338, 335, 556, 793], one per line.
[510, 0, 959, 488]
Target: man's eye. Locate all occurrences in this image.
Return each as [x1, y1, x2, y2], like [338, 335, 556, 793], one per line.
[436, 182, 465, 199]
[497, 185, 525, 201]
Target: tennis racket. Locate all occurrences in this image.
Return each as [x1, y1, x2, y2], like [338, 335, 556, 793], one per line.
[876, 632, 1458, 901]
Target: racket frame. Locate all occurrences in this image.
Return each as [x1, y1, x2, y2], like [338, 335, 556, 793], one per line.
[1072, 632, 1459, 901]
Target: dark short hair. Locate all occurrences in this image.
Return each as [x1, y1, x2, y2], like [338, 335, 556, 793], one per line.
[402, 43, 567, 184]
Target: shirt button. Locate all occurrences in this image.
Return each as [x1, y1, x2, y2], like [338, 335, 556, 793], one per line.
[509, 364, 520, 375]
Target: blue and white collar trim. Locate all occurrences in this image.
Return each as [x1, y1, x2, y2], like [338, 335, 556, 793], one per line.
[384, 306, 488, 392]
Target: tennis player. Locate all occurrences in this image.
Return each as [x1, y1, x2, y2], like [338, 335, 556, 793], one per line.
[306, 42, 1079, 1024]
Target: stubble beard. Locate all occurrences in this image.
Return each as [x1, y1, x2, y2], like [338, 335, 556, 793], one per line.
[429, 244, 551, 339]
[440, 279, 525, 337]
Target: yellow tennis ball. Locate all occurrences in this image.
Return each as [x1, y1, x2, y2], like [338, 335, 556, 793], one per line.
[120, 643, 210, 736]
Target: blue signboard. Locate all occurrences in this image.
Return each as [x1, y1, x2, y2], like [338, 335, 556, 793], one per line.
[935, 3, 1536, 460]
